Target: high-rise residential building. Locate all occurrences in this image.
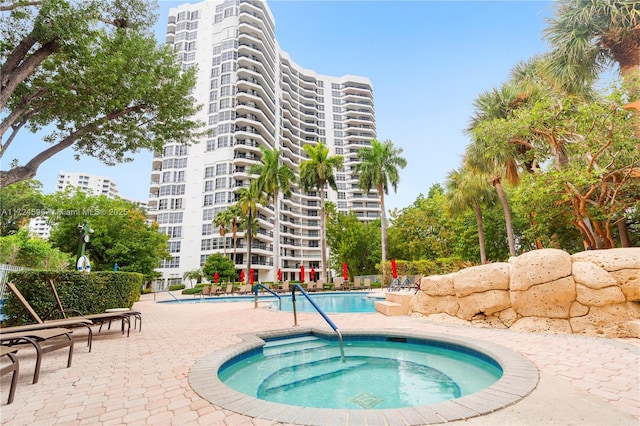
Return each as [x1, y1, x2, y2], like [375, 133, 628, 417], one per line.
[29, 171, 124, 239]
[148, 0, 379, 287]
[56, 171, 120, 198]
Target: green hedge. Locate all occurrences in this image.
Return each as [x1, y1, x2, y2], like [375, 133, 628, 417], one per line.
[3, 270, 142, 325]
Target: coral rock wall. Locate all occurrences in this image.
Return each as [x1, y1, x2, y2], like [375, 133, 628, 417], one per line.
[410, 248, 640, 337]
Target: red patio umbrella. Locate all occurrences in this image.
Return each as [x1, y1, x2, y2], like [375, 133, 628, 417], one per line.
[310, 267, 315, 282]
[391, 259, 398, 279]
[277, 268, 282, 282]
[250, 268, 254, 285]
[342, 263, 348, 281]
[300, 265, 305, 283]
[213, 272, 219, 283]
[239, 270, 245, 283]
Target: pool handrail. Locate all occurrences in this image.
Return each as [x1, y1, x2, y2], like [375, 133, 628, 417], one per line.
[253, 283, 281, 310]
[291, 284, 345, 362]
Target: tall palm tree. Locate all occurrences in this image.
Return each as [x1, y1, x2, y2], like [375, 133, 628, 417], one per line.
[299, 141, 343, 281]
[213, 208, 233, 256]
[354, 139, 407, 264]
[544, 0, 640, 137]
[249, 146, 295, 281]
[467, 84, 524, 257]
[228, 204, 241, 266]
[236, 180, 266, 286]
[445, 164, 496, 264]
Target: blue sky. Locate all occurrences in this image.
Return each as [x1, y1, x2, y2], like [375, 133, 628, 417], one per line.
[9, 0, 553, 211]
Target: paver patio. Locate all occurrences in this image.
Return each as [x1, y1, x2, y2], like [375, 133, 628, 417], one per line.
[1, 291, 638, 425]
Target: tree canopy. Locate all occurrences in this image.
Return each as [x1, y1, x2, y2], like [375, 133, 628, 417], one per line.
[46, 189, 170, 279]
[0, 0, 204, 188]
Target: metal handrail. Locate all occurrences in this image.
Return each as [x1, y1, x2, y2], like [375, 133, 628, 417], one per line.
[253, 283, 281, 310]
[291, 284, 345, 362]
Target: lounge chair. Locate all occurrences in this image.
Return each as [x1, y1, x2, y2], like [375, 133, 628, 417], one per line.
[6, 283, 94, 351]
[331, 278, 343, 291]
[201, 285, 212, 297]
[1, 346, 19, 404]
[363, 278, 372, 290]
[316, 279, 325, 292]
[0, 327, 74, 384]
[341, 280, 351, 291]
[278, 281, 290, 294]
[352, 278, 362, 290]
[224, 284, 234, 295]
[46, 280, 141, 338]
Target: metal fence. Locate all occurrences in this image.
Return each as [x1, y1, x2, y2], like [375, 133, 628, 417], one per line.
[0, 264, 24, 300]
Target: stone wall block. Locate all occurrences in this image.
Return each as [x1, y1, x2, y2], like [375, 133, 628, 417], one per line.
[509, 249, 572, 291]
[609, 270, 640, 301]
[572, 247, 640, 271]
[510, 276, 576, 318]
[498, 308, 519, 327]
[457, 290, 511, 320]
[575, 283, 626, 307]
[410, 292, 458, 316]
[572, 261, 618, 289]
[453, 263, 510, 297]
[569, 304, 630, 335]
[420, 274, 455, 297]
[569, 301, 589, 318]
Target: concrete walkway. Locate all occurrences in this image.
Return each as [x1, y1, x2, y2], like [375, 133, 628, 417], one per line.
[1, 292, 638, 425]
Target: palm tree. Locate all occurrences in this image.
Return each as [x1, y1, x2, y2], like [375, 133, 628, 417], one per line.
[236, 180, 266, 287]
[182, 269, 204, 288]
[445, 164, 496, 264]
[467, 84, 524, 257]
[213, 208, 233, 256]
[544, 0, 640, 137]
[299, 141, 343, 281]
[249, 146, 295, 281]
[228, 205, 241, 266]
[354, 139, 407, 264]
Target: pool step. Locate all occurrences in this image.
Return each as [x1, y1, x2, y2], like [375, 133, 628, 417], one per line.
[262, 336, 329, 356]
[257, 357, 367, 397]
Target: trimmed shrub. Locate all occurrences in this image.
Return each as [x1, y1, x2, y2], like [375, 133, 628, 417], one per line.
[3, 270, 142, 325]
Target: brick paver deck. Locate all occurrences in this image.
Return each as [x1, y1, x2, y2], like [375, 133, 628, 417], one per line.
[1, 292, 638, 425]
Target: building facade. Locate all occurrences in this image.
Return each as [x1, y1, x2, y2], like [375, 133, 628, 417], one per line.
[148, 0, 379, 287]
[56, 171, 120, 199]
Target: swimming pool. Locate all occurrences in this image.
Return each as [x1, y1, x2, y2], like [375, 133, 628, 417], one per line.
[158, 292, 378, 313]
[219, 334, 502, 409]
[189, 328, 539, 425]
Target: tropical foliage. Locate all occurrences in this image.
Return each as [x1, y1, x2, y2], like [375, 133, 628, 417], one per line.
[299, 141, 343, 281]
[45, 189, 170, 279]
[0, 0, 204, 187]
[355, 139, 406, 264]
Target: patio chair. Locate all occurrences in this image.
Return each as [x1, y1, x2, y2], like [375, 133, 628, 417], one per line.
[341, 280, 351, 291]
[316, 279, 325, 292]
[352, 278, 362, 290]
[6, 283, 94, 351]
[363, 278, 372, 290]
[46, 280, 142, 338]
[201, 285, 212, 297]
[0, 327, 74, 384]
[1, 346, 19, 404]
[224, 284, 234, 295]
[279, 281, 290, 294]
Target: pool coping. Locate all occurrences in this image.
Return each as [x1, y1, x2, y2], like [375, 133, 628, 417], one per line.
[189, 327, 539, 425]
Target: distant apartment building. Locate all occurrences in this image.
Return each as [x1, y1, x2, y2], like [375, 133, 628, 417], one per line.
[56, 171, 120, 198]
[148, 0, 379, 287]
[29, 171, 125, 239]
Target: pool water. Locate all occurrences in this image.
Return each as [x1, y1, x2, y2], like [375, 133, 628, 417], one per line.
[159, 292, 378, 313]
[277, 293, 376, 313]
[219, 334, 502, 409]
